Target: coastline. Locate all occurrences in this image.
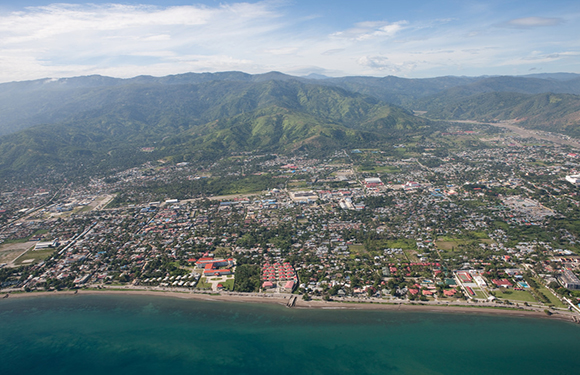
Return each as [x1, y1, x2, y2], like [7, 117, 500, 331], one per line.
[3, 289, 578, 323]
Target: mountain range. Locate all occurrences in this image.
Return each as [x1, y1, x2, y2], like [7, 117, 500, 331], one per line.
[1, 71, 579, 179]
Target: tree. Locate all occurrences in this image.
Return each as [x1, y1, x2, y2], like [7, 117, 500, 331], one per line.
[233, 264, 261, 292]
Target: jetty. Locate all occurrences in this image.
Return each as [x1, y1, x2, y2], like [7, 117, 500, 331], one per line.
[286, 295, 297, 308]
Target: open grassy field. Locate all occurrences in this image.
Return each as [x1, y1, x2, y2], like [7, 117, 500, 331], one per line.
[436, 235, 492, 253]
[220, 278, 235, 290]
[288, 180, 309, 189]
[534, 279, 567, 308]
[472, 288, 487, 299]
[14, 248, 55, 266]
[385, 239, 416, 250]
[436, 241, 458, 251]
[0, 241, 36, 265]
[348, 244, 367, 255]
[196, 278, 212, 289]
[403, 249, 420, 262]
[358, 165, 401, 174]
[494, 289, 537, 303]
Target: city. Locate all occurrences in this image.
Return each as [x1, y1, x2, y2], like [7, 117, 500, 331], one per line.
[2, 123, 580, 320]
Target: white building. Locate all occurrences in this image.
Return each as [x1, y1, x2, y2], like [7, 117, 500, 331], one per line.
[34, 239, 58, 250]
[565, 175, 580, 185]
[289, 191, 318, 203]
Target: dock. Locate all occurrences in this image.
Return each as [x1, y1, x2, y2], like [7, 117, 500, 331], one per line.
[286, 295, 297, 308]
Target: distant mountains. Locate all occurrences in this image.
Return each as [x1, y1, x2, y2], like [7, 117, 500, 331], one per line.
[3, 71, 580, 137]
[1, 71, 579, 178]
[424, 92, 580, 137]
[0, 78, 428, 177]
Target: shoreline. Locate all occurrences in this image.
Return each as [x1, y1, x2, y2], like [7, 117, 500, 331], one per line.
[3, 289, 578, 323]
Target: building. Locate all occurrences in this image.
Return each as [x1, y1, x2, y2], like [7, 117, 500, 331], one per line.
[289, 191, 318, 203]
[404, 181, 421, 190]
[364, 178, 383, 188]
[560, 269, 580, 290]
[262, 281, 275, 289]
[492, 279, 513, 288]
[34, 239, 58, 250]
[473, 275, 487, 287]
[195, 257, 234, 269]
[283, 280, 295, 291]
[565, 175, 580, 185]
[203, 263, 232, 277]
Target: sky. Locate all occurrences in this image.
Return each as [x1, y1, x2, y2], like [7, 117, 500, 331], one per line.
[0, 0, 579, 82]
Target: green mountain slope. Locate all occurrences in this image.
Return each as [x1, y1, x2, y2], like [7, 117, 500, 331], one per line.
[5, 71, 580, 136]
[414, 76, 580, 112]
[0, 80, 428, 177]
[424, 92, 580, 136]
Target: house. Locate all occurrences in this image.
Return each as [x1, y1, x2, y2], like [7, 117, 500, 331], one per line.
[262, 281, 275, 289]
[283, 280, 295, 291]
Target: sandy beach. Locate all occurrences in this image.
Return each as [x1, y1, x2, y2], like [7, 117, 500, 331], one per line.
[3, 288, 579, 323]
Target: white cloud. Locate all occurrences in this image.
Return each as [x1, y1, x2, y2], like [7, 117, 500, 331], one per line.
[264, 47, 299, 55]
[357, 55, 390, 70]
[0, 2, 284, 81]
[0, 2, 578, 81]
[499, 50, 580, 66]
[503, 16, 563, 28]
[331, 21, 408, 41]
[321, 49, 344, 56]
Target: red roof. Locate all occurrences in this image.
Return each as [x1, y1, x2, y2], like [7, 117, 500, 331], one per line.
[492, 279, 513, 287]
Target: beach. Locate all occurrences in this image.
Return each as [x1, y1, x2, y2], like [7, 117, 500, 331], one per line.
[4, 288, 578, 322]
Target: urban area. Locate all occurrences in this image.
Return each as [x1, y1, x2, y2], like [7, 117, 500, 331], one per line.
[2, 125, 580, 317]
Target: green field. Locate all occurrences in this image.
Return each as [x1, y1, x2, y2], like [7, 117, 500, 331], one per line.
[534, 280, 567, 308]
[385, 239, 416, 250]
[196, 277, 212, 289]
[220, 278, 235, 290]
[472, 289, 487, 299]
[494, 289, 537, 303]
[403, 249, 419, 262]
[1, 238, 30, 245]
[288, 180, 309, 189]
[348, 244, 367, 255]
[358, 165, 401, 174]
[14, 248, 55, 265]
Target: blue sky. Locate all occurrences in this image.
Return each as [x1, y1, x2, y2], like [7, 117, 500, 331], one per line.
[0, 0, 578, 82]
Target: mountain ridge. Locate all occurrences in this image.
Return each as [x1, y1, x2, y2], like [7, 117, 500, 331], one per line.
[0, 79, 428, 177]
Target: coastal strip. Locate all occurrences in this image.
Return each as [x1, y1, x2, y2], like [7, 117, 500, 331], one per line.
[2, 289, 578, 323]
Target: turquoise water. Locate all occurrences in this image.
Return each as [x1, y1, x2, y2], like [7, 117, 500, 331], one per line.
[1, 295, 579, 375]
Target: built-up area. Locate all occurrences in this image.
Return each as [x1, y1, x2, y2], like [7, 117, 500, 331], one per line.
[2, 128, 580, 315]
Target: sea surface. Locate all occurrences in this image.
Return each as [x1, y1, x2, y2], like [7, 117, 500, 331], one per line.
[0, 294, 579, 375]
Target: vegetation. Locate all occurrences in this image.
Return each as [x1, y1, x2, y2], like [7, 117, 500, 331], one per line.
[423, 92, 580, 137]
[233, 264, 261, 293]
[0, 79, 431, 179]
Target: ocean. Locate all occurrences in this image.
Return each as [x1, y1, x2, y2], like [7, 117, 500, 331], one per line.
[0, 294, 579, 375]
